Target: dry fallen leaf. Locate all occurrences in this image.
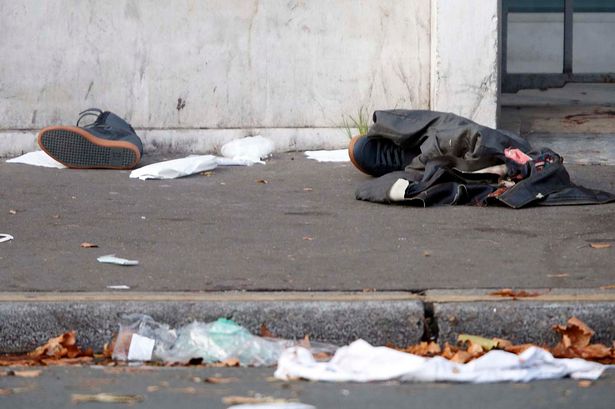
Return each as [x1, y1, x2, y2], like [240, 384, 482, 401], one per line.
[259, 323, 274, 338]
[210, 357, 240, 367]
[41, 357, 94, 366]
[222, 396, 291, 405]
[504, 344, 536, 354]
[547, 273, 570, 278]
[554, 317, 594, 349]
[313, 351, 333, 361]
[12, 370, 41, 378]
[599, 284, 615, 289]
[458, 334, 499, 351]
[147, 385, 160, 392]
[402, 342, 441, 356]
[441, 343, 458, 360]
[302, 236, 314, 241]
[80, 242, 98, 248]
[589, 242, 611, 249]
[170, 387, 197, 394]
[577, 380, 592, 388]
[489, 289, 541, 298]
[494, 338, 513, 349]
[256, 179, 269, 184]
[103, 338, 116, 359]
[29, 331, 78, 359]
[450, 350, 473, 364]
[72, 393, 144, 404]
[205, 376, 239, 384]
[200, 171, 215, 177]
[466, 342, 484, 356]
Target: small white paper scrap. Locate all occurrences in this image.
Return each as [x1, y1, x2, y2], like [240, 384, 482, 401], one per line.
[0, 234, 14, 243]
[106, 285, 131, 290]
[6, 151, 66, 168]
[97, 254, 139, 266]
[304, 149, 350, 162]
[127, 334, 155, 361]
[129, 155, 218, 180]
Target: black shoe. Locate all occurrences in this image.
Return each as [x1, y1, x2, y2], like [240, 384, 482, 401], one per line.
[348, 135, 409, 177]
[37, 108, 143, 169]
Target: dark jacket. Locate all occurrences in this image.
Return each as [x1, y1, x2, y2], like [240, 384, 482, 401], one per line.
[356, 110, 615, 208]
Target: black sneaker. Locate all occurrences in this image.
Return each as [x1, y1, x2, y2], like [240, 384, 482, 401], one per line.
[37, 108, 143, 169]
[348, 135, 409, 177]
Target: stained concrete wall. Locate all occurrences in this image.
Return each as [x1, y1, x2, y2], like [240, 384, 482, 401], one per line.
[430, 0, 500, 128]
[0, 0, 431, 155]
[0, 0, 501, 156]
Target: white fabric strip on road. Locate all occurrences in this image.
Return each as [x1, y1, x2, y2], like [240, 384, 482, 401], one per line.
[6, 150, 66, 168]
[274, 339, 606, 383]
[304, 149, 350, 162]
[0, 234, 14, 243]
[97, 255, 139, 266]
[129, 155, 219, 180]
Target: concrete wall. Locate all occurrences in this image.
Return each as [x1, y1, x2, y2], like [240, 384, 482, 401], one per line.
[430, 0, 499, 128]
[0, 0, 431, 155]
[0, 0, 501, 156]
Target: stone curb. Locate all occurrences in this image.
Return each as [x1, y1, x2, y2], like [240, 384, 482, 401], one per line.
[1, 290, 614, 353]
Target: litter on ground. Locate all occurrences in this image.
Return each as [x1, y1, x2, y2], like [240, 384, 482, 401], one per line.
[129, 155, 218, 180]
[304, 149, 350, 162]
[274, 339, 606, 383]
[6, 150, 66, 169]
[111, 315, 336, 367]
[0, 234, 14, 243]
[97, 255, 139, 266]
[220, 135, 274, 164]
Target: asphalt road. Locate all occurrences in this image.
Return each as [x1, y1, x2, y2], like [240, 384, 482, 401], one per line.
[1, 366, 614, 409]
[2, 153, 615, 291]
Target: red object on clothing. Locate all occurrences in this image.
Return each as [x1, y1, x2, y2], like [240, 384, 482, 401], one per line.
[504, 148, 532, 164]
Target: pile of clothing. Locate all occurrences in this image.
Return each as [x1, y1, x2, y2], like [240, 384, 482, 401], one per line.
[355, 110, 615, 208]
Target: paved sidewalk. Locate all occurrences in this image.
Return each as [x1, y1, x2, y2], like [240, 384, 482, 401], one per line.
[2, 153, 615, 291]
[1, 153, 615, 351]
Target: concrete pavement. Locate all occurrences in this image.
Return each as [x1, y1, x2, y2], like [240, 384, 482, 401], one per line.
[1, 153, 615, 351]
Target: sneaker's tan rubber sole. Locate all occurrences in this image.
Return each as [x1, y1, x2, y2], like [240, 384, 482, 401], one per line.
[348, 134, 371, 175]
[37, 126, 141, 170]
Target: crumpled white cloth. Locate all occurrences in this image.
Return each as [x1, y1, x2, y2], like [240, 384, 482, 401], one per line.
[129, 155, 259, 180]
[220, 135, 274, 164]
[304, 149, 350, 162]
[129, 155, 218, 180]
[6, 150, 66, 168]
[274, 339, 606, 383]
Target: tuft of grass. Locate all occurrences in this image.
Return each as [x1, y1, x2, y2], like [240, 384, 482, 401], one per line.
[342, 107, 370, 139]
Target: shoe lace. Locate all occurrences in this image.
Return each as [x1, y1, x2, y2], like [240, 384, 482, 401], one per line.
[76, 108, 104, 127]
[376, 141, 403, 168]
